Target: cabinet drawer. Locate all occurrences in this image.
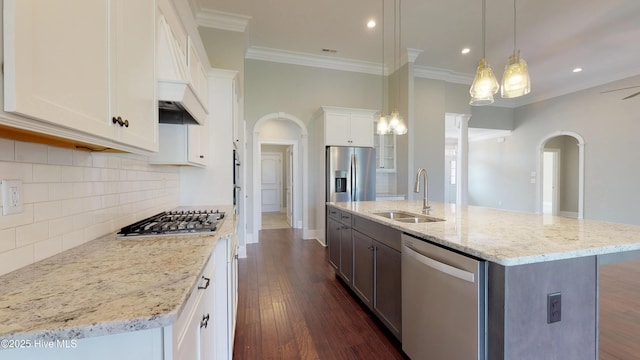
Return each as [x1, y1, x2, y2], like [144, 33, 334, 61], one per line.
[338, 211, 352, 226]
[327, 206, 340, 220]
[352, 215, 401, 251]
[172, 254, 214, 350]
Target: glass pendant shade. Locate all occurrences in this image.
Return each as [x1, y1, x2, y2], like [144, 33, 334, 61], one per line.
[469, 58, 499, 106]
[377, 114, 389, 134]
[501, 50, 530, 98]
[380, 110, 407, 135]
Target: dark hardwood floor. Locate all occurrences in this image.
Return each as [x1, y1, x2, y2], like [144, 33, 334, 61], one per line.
[599, 259, 640, 360]
[232, 228, 405, 359]
[233, 228, 640, 359]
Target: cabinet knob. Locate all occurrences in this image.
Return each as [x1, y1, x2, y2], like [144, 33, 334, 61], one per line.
[199, 155, 205, 159]
[198, 276, 210, 290]
[112, 116, 129, 127]
[200, 313, 210, 328]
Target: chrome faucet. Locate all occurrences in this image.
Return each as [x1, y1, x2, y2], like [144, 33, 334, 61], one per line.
[414, 168, 431, 214]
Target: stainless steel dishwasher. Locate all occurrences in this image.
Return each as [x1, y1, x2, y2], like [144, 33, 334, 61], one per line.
[401, 234, 487, 360]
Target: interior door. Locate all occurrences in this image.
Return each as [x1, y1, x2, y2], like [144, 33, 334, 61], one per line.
[286, 147, 293, 226]
[261, 152, 282, 213]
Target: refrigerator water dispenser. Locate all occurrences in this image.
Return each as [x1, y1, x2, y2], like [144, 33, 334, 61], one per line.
[335, 170, 347, 192]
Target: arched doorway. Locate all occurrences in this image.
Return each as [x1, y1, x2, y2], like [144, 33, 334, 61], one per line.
[537, 131, 585, 218]
[252, 112, 309, 239]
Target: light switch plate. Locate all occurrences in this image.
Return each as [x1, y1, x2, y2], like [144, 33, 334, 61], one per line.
[2, 179, 23, 216]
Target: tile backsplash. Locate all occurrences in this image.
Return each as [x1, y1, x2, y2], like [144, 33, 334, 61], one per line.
[0, 138, 180, 276]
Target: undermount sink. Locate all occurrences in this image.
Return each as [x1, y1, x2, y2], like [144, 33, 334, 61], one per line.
[371, 210, 445, 223]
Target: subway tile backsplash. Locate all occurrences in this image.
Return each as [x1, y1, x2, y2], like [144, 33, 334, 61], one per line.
[0, 139, 180, 276]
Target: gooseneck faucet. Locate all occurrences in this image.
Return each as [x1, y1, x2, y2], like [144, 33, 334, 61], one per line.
[414, 168, 431, 214]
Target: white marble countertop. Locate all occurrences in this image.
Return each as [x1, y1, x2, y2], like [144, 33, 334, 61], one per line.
[329, 200, 640, 266]
[0, 206, 235, 342]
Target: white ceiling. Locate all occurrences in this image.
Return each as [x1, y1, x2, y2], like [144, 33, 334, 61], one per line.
[191, 0, 640, 107]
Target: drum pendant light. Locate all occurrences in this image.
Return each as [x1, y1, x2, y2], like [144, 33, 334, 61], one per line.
[470, 0, 499, 106]
[501, 0, 531, 98]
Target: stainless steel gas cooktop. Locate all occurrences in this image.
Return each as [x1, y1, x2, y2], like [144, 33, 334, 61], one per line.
[117, 210, 225, 238]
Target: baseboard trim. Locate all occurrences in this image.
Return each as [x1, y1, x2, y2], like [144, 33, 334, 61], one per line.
[559, 211, 578, 218]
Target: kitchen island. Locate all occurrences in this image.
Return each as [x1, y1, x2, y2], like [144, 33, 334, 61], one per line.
[328, 200, 640, 360]
[0, 206, 237, 360]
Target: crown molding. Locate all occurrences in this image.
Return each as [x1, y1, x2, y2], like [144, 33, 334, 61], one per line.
[245, 46, 389, 75]
[413, 65, 473, 85]
[405, 48, 423, 64]
[196, 8, 251, 32]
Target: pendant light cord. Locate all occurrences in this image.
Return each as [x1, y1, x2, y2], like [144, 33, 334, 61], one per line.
[382, 0, 385, 113]
[513, 0, 517, 51]
[482, 0, 486, 58]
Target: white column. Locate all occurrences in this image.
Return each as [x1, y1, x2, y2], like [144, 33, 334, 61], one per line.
[456, 115, 471, 206]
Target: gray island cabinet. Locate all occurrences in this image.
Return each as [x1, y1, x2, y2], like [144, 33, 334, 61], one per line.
[327, 200, 640, 360]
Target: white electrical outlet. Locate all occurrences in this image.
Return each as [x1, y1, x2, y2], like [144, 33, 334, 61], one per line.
[2, 179, 23, 216]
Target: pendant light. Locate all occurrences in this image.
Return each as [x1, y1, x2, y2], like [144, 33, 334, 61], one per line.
[377, 0, 390, 135]
[469, 0, 499, 106]
[501, 0, 530, 98]
[389, 0, 407, 135]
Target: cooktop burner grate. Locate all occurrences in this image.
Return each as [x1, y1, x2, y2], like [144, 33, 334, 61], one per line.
[117, 210, 225, 238]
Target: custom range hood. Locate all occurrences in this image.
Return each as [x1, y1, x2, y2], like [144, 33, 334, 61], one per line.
[157, 15, 208, 125]
[158, 79, 207, 125]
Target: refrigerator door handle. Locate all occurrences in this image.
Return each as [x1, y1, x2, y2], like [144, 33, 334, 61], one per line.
[351, 153, 356, 201]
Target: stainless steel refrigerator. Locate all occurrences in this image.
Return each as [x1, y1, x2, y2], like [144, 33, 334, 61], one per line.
[326, 146, 376, 202]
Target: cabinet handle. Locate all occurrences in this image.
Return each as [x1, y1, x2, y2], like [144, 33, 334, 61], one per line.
[200, 313, 210, 328]
[199, 155, 205, 159]
[112, 116, 129, 128]
[198, 276, 210, 290]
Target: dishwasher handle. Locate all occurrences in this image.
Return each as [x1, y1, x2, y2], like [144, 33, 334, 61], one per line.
[404, 245, 475, 283]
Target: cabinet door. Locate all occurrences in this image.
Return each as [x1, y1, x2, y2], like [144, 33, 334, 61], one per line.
[374, 241, 402, 339]
[111, 0, 158, 152]
[349, 113, 374, 147]
[327, 217, 341, 270]
[324, 112, 351, 146]
[374, 132, 397, 172]
[4, 0, 112, 139]
[339, 227, 353, 284]
[352, 231, 374, 308]
[188, 125, 207, 165]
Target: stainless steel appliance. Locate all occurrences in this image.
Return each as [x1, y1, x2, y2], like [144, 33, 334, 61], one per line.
[401, 234, 487, 360]
[117, 210, 225, 238]
[326, 146, 376, 202]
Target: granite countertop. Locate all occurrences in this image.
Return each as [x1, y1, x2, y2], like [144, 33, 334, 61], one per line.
[329, 200, 640, 266]
[0, 206, 235, 342]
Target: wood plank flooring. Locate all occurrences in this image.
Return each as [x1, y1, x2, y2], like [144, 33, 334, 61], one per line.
[233, 228, 640, 359]
[233, 228, 405, 359]
[599, 258, 640, 360]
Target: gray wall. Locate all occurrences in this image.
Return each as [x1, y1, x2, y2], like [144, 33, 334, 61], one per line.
[469, 74, 640, 225]
[245, 59, 383, 237]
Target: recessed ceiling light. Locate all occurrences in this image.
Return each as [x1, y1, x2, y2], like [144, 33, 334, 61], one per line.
[573, 67, 583, 73]
[367, 20, 376, 29]
[461, 48, 471, 55]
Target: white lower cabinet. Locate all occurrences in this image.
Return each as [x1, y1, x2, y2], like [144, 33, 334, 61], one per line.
[0, 237, 239, 360]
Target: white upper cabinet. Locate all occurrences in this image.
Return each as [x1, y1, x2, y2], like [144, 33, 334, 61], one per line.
[150, 123, 207, 167]
[3, 0, 157, 153]
[319, 106, 377, 147]
[374, 132, 397, 172]
[4, 0, 112, 139]
[111, 0, 158, 152]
